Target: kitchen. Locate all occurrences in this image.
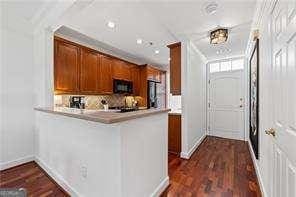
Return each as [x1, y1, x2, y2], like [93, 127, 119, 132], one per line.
[52, 35, 168, 112]
[33, 25, 182, 196]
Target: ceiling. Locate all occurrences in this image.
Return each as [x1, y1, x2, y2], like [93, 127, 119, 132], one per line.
[1, 0, 56, 28]
[3, 0, 257, 66]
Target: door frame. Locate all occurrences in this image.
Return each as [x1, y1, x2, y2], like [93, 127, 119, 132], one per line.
[206, 56, 248, 141]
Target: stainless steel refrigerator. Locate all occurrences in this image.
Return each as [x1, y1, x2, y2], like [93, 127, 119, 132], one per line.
[147, 80, 165, 109]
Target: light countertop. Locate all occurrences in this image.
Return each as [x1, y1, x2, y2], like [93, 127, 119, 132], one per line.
[168, 109, 182, 115]
[35, 107, 170, 124]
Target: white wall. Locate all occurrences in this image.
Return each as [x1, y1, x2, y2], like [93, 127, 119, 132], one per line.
[181, 41, 207, 159]
[244, 1, 276, 196]
[0, 3, 35, 168]
[36, 111, 168, 197]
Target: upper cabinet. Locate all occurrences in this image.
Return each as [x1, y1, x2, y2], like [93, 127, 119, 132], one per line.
[130, 65, 141, 96]
[112, 60, 131, 81]
[80, 48, 100, 94]
[167, 42, 181, 95]
[54, 39, 80, 94]
[99, 55, 113, 94]
[54, 36, 143, 95]
[146, 65, 161, 83]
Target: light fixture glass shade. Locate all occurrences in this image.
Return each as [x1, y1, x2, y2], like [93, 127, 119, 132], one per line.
[210, 28, 228, 44]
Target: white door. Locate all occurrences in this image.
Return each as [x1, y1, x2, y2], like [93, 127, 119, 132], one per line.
[208, 68, 245, 140]
[265, 1, 296, 197]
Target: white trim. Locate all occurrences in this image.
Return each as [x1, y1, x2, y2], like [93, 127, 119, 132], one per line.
[180, 134, 206, 159]
[35, 157, 81, 197]
[150, 176, 169, 197]
[207, 55, 245, 64]
[247, 141, 267, 197]
[0, 155, 34, 171]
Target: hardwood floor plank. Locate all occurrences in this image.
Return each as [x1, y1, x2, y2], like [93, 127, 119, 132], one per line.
[0, 136, 261, 197]
[0, 162, 69, 197]
[162, 136, 262, 197]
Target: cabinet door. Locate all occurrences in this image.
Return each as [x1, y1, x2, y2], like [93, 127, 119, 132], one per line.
[147, 67, 154, 81]
[147, 66, 161, 82]
[131, 66, 141, 96]
[169, 44, 181, 95]
[168, 114, 181, 155]
[123, 62, 132, 81]
[154, 69, 161, 83]
[100, 55, 113, 94]
[80, 49, 99, 94]
[113, 59, 131, 81]
[54, 40, 80, 94]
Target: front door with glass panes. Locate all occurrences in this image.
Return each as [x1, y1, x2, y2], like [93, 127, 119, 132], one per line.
[207, 58, 245, 140]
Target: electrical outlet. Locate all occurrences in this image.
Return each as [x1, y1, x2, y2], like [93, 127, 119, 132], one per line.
[81, 166, 87, 178]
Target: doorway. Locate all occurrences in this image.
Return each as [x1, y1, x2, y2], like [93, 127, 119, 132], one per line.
[207, 58, 246, 140]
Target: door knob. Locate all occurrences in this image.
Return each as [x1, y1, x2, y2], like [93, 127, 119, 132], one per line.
[265, 128, 276, 137]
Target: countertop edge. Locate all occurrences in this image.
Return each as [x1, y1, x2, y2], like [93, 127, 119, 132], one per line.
[34, 107, 171, 124]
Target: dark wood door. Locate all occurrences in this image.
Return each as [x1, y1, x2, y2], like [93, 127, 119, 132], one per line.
[168, 114, 181, 155]
[100, 55, 113, 94]
[168, 43, 181, 95]
[54, 40, 80, 94]
[80, 49, 99, 94]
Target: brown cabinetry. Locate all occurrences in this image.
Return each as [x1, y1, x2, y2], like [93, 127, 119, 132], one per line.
[100, 55, 113, 94]
[130, 65, 141, 96]
[167, 42, 181, 95]
[147, 65, 161, 82]
[80, 49, 100, 94]
[54, 39, 80, 94]
[168, 114, 181, 155]
[54, 37, 165, 98]
[112, 60, 131, 81]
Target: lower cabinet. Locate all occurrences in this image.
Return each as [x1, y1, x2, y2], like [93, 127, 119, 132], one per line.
[168, 114, 181, 155]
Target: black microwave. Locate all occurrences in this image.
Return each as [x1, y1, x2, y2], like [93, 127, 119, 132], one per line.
[113, 79, 133, 94]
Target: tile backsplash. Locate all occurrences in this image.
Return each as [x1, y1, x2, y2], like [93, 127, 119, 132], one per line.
[55, 95, 125, 109]
[55, 94, 142, 109]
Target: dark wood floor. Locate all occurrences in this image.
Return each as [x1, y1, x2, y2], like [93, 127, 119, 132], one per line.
[0, 136, 261, 197]
[0, 161, 69, 197]
[162, 136, 262, 197]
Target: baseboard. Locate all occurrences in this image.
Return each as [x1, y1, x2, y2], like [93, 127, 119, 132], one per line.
[0, 155, 34, 171]
[180, 134, 206, 159]
[35, 157, 81, 197]
[150, 176, 169, 197]
[247, 140, 267, 197]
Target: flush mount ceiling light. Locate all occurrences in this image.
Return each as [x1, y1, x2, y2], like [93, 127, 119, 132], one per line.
[107, 21, 115, 28]
[136, 39, 142, 44]
[210, 28, 228, 44]
[155, 50, 160, 54]
[204, 2, 218, 15]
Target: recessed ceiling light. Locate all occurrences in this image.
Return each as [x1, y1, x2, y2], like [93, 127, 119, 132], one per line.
[155, 50, 160, 54]
[204, 2, 218, 15]
[107, 21, 115, 28]
[136, 39, 142, 44]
